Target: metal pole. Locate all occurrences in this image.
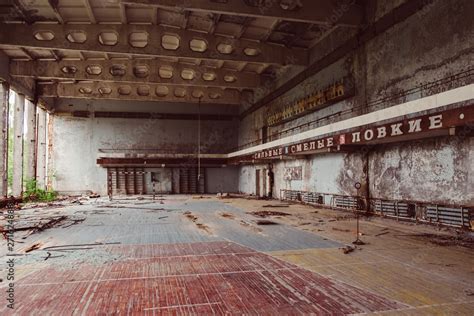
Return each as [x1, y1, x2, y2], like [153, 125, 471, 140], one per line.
[353, 182, 365, 245]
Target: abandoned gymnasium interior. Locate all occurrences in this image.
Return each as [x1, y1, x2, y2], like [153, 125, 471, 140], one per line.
[0, 0, 472, 314]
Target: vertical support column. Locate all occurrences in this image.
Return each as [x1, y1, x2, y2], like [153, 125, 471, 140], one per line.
[0, 82, 9, 198]
[36, 107, 47, 189]
[46, 113, 54, 190]
[12, 93, 25, 197]
[24, 99, 37, 183]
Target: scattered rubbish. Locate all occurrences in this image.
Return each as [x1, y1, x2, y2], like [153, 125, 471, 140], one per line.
[0, 216, 70, 236]
[89, 193, 100, 198]
[239, 220, 262, 233]
[43, 242, 121, 250]
[255, 220, 279, 225]
[220, 212, 235, 219]
[401, 233, 474, 249]
[340, 245, 356, 254]
[98, 205, 127, 209]
[312, 211, 319, 214]
[47, 247, 94, 251]
[196, 223, 211, 233]
[464, 289, 474, 296]
[157, 216, 168, 220]
[37, 216, 68, 232]
[193, 196, 211, 199]
[248, 211, 290, 218]
[262, 204, 290, 208]
[24, 243, 42, 253]
[0, 196, 22, 209]
[184, 212, 198, 222]
[183, 212, 211, 234]
[217, 193, 230, 198]
[62, 217, 86, 228]
[332, 227, 350, 233]
[44, 252, 65, 261]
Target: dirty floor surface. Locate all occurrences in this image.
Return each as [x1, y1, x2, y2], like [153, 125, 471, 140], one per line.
[0, 195, 473, 315]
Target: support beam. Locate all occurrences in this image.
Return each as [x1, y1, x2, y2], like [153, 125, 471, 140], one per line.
[0, 23, 307, 66]
[47, 0, 64, 24]
[82, 0, 97, 23]
[122, 0, 364, 26]
[36, 107, 47, 190]
[0, 82, 8, 197]
[24, 99, 36, 182]
[38, 82, 247, 105]
[10, 60, 261, 89]
[12, 92, 24, 197]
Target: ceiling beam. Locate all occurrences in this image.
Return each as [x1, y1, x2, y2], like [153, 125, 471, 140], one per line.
[10, 59, 260, 89]
[47, 0, 64, 24]
[121, 0, 364, 27]
[0, 23, 307, 65]
[82, 0, 97, 24]
[119, 2, 128, 24]
[38, 82, 248, 105]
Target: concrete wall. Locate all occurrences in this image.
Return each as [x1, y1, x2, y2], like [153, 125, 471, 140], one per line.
[51, 99, 239, 195]
[205, 167, 239, 193]
[239, 136, 474, 206]
[369, 136, 474, 205]
[239, 153, 365, 201]
[239, 0, 473, 147]
[236, 0, 474, 206]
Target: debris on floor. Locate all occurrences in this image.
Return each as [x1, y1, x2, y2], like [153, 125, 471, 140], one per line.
[0, 214, 86, 239]
[24, 242, 42, 253]
[332, 227, 351, 233]
[405, 232, 474, 249]
[255, 220, 279, 225]
[192, 195, 212, 199]
[340, 245, 356, 254]
[464, 289, 474, 296]
[247, 210, 291, 218]
[239, 220, 263, 233]
[183, 211, 212, 234]
[183, 211, 198, 222]
[220, 212, 235, 219]
[262, 204, 291, 208]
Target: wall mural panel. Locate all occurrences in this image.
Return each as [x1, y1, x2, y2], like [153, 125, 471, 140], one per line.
[284, 166, 303, 181]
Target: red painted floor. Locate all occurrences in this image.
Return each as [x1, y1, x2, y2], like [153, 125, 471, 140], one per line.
[2, 241, 405, 315]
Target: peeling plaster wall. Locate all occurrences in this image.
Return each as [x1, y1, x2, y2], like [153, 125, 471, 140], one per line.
[51, 99, 239, 195]
[369, 136, 474, 205]
[237, 0, 473, 206]
[238, 153, 366, 200]
[365, 0, 474, 105]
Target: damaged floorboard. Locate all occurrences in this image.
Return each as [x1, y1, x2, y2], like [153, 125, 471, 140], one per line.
[3, 241, 404, 314]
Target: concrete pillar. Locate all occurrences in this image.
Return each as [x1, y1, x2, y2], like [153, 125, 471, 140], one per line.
[0, 83, 8, 198]
[12, 93, 25, 197]
[24, 99, 36, 182]
[36, 108, 47, 189]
